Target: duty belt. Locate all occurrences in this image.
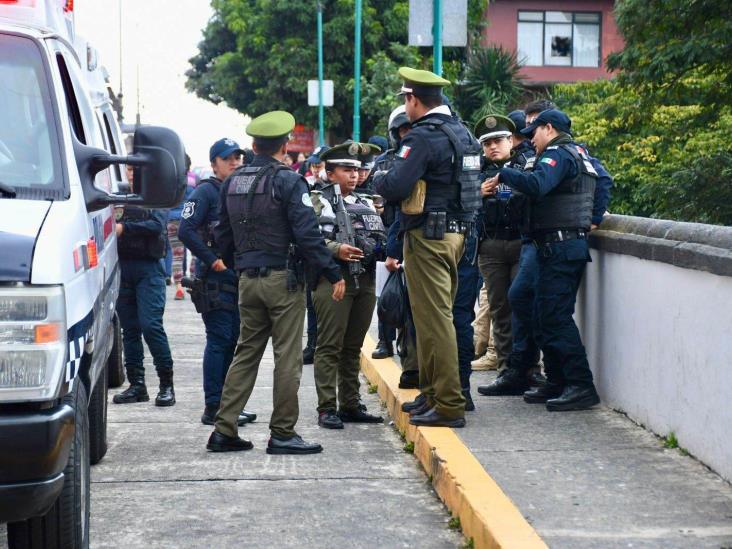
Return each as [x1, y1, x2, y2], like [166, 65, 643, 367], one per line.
[446, 219, 473, 234]
[533, 229, 587, 245]
[242, 265, 287, 278]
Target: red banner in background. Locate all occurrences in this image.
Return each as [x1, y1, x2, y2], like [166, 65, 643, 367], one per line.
[288, 124, 314, 153]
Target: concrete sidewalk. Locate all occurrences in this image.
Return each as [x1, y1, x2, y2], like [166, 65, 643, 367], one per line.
[463, 369, 732, 548]
[367, 317, 732, 548]
[87, 288, 462, 548]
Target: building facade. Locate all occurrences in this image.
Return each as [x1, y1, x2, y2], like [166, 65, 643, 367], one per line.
[483, 0, 624, 85]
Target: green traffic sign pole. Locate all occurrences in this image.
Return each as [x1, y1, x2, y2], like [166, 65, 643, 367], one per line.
[353, 0, 362, 141]
[433, 0, 442, 76]
[317, 1, 325, 146]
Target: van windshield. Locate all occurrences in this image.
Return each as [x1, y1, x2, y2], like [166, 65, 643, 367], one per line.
[0, 34, 65, 199]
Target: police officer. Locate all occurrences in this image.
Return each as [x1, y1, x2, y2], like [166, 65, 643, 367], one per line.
[483, 109, 600, 411]
[311, 142, 385, 429]
[474, 114, 524, 383]
[356, 142, 381, 193]
[113, 165, 175, 407]
[302, 145, 330, 365]
[372, 106, 411, 361]
[178, 138, 256, 426]
[373, 67, 482, 427]
[207, 111, 345, 453]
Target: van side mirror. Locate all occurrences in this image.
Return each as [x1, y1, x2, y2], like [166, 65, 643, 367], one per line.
[74, 125, 187, 212]
[130, 126, 187, 207]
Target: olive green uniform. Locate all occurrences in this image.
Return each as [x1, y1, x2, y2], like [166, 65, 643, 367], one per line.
[313, 267, 376, 412]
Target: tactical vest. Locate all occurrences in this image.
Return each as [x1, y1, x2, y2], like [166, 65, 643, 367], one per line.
[225, 164, 293, 259]
[116, 206, 166, 260]
[414, 117, 482, 217]
[531, 144, 597, 232]
[481, 161, 517, 238]
[375, 150, 398, 227]
[321, 185, 386, 270]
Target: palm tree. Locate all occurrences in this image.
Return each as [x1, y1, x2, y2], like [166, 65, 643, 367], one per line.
[454, 46, 524, 127]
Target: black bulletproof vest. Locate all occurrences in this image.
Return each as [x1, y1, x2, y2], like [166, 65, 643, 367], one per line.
[531, 144, 597, 232]
[116, 206, 166, 260]
[375, 150, 398, 227]
[414, 117, 482, 217]
[225, 164, 293, 258]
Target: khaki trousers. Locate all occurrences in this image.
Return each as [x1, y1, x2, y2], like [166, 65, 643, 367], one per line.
[215, 271, 305, 438]
[313, 270, 376, 412]
[404, 229, 465, 418]
[478, 238, 522, 371]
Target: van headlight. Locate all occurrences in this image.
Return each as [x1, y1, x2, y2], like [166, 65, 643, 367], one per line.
[0, 286, 67, 402]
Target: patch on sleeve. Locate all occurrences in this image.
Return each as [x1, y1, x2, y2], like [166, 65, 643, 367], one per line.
[181, 201, 196, 219]
[397, 145, 412, 159]
[540, 157, 557, 167]
[302, 192, 314, 208]
[546, 146, 558, 150]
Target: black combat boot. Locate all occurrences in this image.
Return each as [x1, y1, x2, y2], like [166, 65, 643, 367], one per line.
[337, 404, 383, 423]
[302, 333, 316, 365]
[546, 385, 600, 411]
[112, 367, 149, 404]
[398, 369, 419, 389]
[371, 339, 394, 359]
[462, 388, 475, 412]
[155, 369, 176, 407]
[477, 369, 530, 396]
[523, 382, 563, 404]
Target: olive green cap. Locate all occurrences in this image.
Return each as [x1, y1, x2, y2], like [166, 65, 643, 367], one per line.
[320, 142, 366, 168]
[358, 143, 382, 168]
[397, 66, 451, 97]
[474, 114, 515, 144]
[246, 110, 296, 138]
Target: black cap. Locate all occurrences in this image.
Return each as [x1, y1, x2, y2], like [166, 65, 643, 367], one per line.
[507, 110, 526, 133]
[520, 109, 572, 136]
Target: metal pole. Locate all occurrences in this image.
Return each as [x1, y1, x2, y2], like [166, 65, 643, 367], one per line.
[353, 0, 362, 141]
[433, 0, 442, 76]
[317, 1, 325, 146]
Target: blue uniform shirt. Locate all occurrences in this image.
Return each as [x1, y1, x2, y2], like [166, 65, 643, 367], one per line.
[178, 177, 225, 273]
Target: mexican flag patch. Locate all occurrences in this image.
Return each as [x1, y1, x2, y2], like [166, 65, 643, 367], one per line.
[540, 157, 557, 167]
[397, 145, 412, 159]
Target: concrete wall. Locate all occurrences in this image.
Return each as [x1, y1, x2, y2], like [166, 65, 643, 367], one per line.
[576, 215, 732, 481]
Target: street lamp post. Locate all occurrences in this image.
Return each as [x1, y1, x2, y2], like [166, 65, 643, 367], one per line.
[353, 0, 362, 141]
[433, 0, 443, 76]
[317, 1, 325, 146]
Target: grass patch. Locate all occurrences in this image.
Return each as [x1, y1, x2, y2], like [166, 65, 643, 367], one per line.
[403, 441, 415, 454]
[367, 383, 378, 394]
[663, 432, 679, 449]
[461, 539, 474, 549]
[448, 516, 461, 531]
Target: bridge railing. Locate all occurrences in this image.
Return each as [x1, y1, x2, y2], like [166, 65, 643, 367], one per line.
[576, 214, 732, 482]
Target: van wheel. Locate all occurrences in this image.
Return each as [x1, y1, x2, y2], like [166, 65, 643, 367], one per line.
[107, 313, 125, 388]
[7, 382, 91, 549]
[89, 364, 108, 465]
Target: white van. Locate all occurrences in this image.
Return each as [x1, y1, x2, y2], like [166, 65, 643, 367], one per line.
[0, 2, 186, 547]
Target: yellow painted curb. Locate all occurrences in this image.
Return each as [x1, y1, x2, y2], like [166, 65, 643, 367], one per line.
[361, 334, 547, 549]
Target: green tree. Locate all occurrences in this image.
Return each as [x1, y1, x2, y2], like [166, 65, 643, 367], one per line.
[187, 0, 489, 141]
[607, 0, 732, 107]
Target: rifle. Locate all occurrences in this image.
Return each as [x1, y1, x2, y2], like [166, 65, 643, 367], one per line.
[332, 184, 364, 289]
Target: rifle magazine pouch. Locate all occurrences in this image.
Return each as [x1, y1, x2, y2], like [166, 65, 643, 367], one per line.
[401, 179, 426, 215]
